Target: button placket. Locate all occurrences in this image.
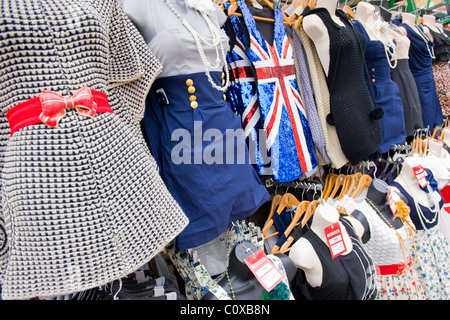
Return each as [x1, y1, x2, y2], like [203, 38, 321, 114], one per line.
[186, 79, 198, 109]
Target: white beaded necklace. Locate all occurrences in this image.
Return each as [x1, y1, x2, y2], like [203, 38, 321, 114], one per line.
[414, 192, 440, 229]
[358, 18, 398, 69]
[164, 0, 230, 92]
[413, 24, 436, 59]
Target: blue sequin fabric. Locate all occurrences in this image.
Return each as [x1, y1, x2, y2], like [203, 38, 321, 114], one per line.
[224, 1, 318, 182]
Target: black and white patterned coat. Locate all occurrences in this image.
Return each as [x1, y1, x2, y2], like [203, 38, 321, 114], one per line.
[0, 0, 188, 299]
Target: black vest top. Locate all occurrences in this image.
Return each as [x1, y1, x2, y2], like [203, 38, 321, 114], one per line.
[302, 8, 383, 165]
[428, 28, 450, 62]
[294, 218, 377, 300]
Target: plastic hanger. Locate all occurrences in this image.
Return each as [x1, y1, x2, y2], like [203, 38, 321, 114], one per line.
[379, 155, 394, 181]
[387, 157, 404, 180]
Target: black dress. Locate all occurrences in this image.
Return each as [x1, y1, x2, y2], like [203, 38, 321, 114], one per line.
[302, 8, 383, 164]
[293, 218, 377, 300]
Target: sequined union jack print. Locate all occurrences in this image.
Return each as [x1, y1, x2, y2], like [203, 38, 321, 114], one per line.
[225, 1, 318, 182]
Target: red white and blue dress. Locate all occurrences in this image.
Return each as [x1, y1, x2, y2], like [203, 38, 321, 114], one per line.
[224, 1, 318, 182]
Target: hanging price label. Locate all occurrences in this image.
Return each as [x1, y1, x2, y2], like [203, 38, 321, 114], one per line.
[244, 249, 284, 292]
[387, 186, 402, 215]
[324, 222, 347, 259]
[412, 165, 429, 189]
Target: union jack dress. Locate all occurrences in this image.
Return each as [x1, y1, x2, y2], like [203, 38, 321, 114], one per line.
[224, 1, 318, 182]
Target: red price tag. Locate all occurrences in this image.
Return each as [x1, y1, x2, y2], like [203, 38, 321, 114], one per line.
[244, 249, 284, 292]
[412, 165, 429, 188]
[430, 138, 442, 144]
[324, 222, 347, 259]
[387, 186, 401, 215]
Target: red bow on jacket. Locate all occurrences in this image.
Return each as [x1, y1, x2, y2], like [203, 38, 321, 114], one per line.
[39, 87, 97, 127]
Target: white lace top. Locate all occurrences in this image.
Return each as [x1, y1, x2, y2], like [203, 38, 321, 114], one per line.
[337, 195, 414, 266]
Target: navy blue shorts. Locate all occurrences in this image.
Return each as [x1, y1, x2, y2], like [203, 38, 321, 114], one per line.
[142, 72, 269, 250]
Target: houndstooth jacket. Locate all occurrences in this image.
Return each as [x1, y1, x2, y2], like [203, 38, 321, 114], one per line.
[0, 0, 188, 299]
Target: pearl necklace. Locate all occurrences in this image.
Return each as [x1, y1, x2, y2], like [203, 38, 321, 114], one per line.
[413, 24, 436, 59]
[414, 196, 440, 228]
[164, 0, 230, 92]
[358, 19, 398, 69]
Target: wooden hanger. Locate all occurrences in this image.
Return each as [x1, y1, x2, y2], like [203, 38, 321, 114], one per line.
[431, 126, 440, 139]
[335, 174, 350, 200]
[261, 194, 282, 236]
[329, 174, 346, 199]
[227, 0, 239, 15]
[263, 193, 300, 241]
[294, 0, 316, 28]
[351, 174, 372, 199]
[294, 15, 304, 28]
[342, 5, 355, 20]
[417, 137, 424, 157]
[270, 200, 309, 254]
[259, 0, 274, 10]
[276, 193, 300, 214]
[322, 173, 337, 200]
[277, 200, 311, 254]
[411, 137, 417, 156]
[226, 0, 276, 22]
[337, 174, 358, 200]
[287, 0, 307, 24]
[423, 136, 429, 156]
[300, 200, 321, 228]
[417, 16, 423, 25]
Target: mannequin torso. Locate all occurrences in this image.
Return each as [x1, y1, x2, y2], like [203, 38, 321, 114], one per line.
[302, 0, 344, 75]
[391, 26, 410, 59]
[201, 241, 296, 300]
[354, 2, 393, 46]
[422, 14, 437, 41]
[401, 12, 425, 38]
[289, 204, 362, 287]
[394, 156, 441, 206]
[121, 0, 228, 78]
[354, 2, 377, 41]
[444, 128, 450, 146]
[122, 0, 226, 42]
[364, 179, 404, 229]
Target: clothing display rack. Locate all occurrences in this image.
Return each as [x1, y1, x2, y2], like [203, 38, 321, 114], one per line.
[0, 0, 449, 303]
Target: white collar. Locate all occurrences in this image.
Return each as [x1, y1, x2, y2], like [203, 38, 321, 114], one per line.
[184, 0, 216, 15]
